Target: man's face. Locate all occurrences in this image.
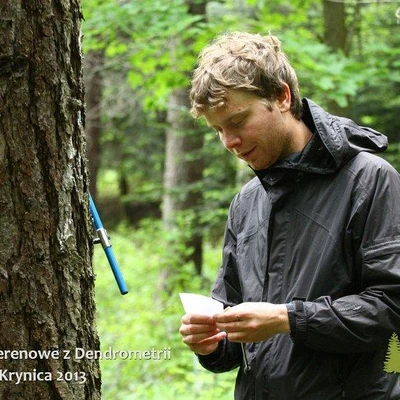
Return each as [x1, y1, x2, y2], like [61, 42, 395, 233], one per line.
[204, 89, 294, 170]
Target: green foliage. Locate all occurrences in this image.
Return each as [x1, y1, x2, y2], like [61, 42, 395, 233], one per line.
[82, 0, 400, 253]
[84, 2, 400, 395]
[82, 0, 211, 108]
[94, 223, 236, 399]
[283, 34, 365, 109]
[84, 0, 400, 238]
[382, 142, 400, 173]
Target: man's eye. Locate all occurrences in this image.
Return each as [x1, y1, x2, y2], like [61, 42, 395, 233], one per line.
[231, 119, 244, 127]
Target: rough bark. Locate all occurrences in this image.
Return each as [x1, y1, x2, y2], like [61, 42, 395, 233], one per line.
[84, 50, 104, 199]
[0, 1, 101, 398]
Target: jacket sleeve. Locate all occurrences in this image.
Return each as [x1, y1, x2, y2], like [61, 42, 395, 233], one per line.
[290, 159, 400, 353]
[197, 195, 243, 372]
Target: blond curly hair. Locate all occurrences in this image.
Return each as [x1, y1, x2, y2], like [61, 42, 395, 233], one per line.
[190, 32, 302, 119]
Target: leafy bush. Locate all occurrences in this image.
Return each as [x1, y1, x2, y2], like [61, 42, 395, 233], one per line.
[94, 222, 236, 399]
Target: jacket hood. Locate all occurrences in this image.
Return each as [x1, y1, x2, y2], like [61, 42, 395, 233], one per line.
[303, 98, 388, 172]
[256, 98, 388, 180]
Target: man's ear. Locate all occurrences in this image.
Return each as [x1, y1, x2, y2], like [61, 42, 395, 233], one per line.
[277, 82, 291, 113]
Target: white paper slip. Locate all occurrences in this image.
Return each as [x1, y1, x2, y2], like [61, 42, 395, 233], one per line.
[179, 293, 224, 317]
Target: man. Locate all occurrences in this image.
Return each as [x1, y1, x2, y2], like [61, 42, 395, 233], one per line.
[179, 32, 400, 399]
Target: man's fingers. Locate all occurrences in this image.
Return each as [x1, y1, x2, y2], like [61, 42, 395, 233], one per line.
[198, 331, 227, 345]
[215, 310, 245, 323]
[181, 314, 215, 325]
[179, 322, 218, 337]
[179, 313, 222, 345]
[216, 321, 245, 334]
[183, 329, 220, 345]
[179, 313, 227, 356]
[188, 331, 227, 354]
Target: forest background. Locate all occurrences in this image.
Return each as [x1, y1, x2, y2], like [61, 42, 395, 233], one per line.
[81, 0, 400, 399]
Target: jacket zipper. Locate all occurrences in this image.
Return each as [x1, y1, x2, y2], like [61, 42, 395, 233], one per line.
[241, 343, 251, 373]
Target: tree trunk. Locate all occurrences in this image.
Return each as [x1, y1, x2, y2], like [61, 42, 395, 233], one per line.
[161, 0, 207, 285]
[163, 88, 204, 275]
[0, 1, 101, 399]
[84, 49, 104, 199]
[322, 0, 352, 117]
[323, 0, 347, 54]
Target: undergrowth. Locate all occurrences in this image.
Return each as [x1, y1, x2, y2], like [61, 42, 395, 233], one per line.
[93, 220, 236, 399]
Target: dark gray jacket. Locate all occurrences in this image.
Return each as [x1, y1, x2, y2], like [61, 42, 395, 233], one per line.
[198, 99, 400, 399]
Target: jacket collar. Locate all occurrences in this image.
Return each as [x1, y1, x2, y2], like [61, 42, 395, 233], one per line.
[254, 98, 388, 186]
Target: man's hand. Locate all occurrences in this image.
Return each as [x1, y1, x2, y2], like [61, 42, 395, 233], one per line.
[179, 314, 227, 355]
[214, 302, 290, 343]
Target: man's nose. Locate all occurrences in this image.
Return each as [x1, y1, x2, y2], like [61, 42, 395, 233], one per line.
[221, 130, 241, 150]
